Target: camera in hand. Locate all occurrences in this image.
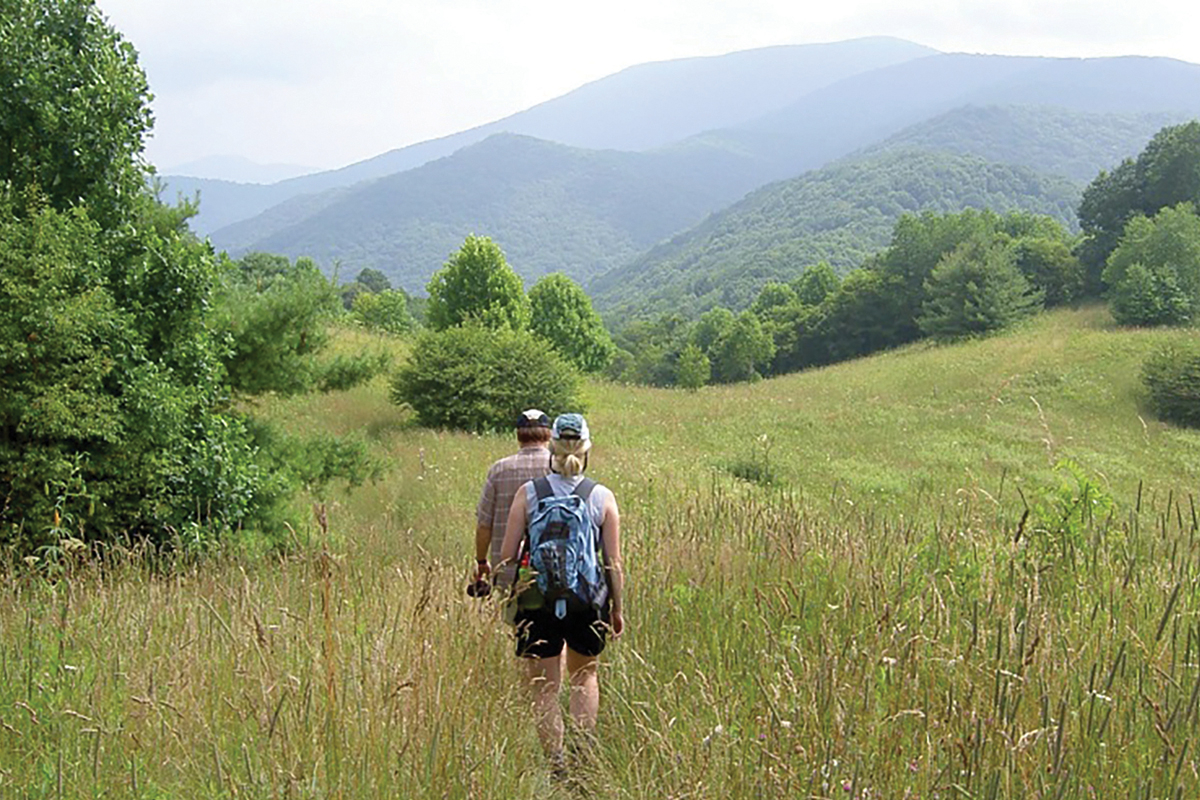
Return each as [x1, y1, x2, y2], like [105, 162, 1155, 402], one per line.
[466, 579, 491, 598]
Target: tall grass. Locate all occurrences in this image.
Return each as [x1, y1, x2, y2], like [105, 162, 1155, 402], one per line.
[3, 307, 1200, 797]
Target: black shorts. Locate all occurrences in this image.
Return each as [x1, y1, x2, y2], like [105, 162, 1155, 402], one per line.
[514, 602, 610, 659]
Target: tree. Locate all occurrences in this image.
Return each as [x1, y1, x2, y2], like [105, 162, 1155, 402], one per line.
[1104, 203, 1200, 325]
[391, 323, 582, 433]
[676, 344, 711, 391]
[355, 267, 391, 294]
[1109, 262, 1191, 327]
[709, 311, 775, 384]
[791, 262, 840, 306]
[918, 237, 1043, 341]
[1, 0, 152, 229]
[352, 289, 415, 335]
[750, 282, 799, 316]
[1079, 122, 1200, 291]
[528, 273, 615, 373]
[0, 3, 376, 551]
[426, 235, 529, 331]
[690, 307, 735, 353]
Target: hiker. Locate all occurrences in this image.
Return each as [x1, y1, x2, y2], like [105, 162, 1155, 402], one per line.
[500, 413, 625, 772]
[473, 409, 553, 590]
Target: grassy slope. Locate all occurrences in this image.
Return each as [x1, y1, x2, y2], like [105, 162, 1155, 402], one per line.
[4, 308, 1200, 798]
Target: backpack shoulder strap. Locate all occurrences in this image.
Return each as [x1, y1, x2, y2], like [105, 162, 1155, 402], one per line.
[533, 477, 554, 502]
[573, 478, 597, 502]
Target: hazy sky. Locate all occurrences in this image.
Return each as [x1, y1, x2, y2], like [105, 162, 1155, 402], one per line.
[98, 0, 1198, 174]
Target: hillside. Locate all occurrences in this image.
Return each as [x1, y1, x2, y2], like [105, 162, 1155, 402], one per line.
[211, 53, 1200, 293]
[855, 105, 1192, 182]
[169, 37, 933, 236]
[214, 133, 774, 289]
[589, 150, 1081, 320]
[703, 53, 1200, 178]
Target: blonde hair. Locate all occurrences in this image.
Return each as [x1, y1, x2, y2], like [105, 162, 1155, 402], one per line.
[550, 437, 591, 477]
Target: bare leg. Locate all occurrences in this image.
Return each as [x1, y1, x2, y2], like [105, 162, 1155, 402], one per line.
[566, 648, 600, 733]
[524, 651, 565, 758]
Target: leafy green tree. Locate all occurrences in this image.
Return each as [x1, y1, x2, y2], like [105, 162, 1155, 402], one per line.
[0, 2, 377, 552]
[1010, 236, 1083, 308]
[355, 267, 391, 294]
[690, 307, 735, 353]
[1, 0, 152, 229]
[426, 235, 529, 331]
[1109, 262, 1191, 327]
[1142, 340, 1200, 428]
[791, 262, 840, 306]
[1079, 122, 1200, 291]
[352, 289, 415, 335]
[528, 273, 615, 373]
[216, 255, 340, 396]
[1103, 203, 1200, 325]
[918, 237, 1043, 341]
[391, 323, 582, 433]
[676, 344, 711, 391]
[750, 282, 799, 316]
[820, 270, 909, 363]
[710, 311, 775, 384]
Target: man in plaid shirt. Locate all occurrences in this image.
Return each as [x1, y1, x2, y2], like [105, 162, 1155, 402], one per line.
[474, 409, 552, 588]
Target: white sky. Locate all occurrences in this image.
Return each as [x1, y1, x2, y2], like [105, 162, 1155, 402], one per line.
[97, 0, 1198, 173]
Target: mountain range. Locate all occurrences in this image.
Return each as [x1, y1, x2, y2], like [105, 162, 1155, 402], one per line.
[161, 38, 1200, 321]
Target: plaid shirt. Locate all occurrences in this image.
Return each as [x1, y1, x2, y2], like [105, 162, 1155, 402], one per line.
[476, 444, 550, 564]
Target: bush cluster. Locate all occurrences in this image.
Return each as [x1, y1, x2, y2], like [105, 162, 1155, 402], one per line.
[1142, 340, 1200, 428]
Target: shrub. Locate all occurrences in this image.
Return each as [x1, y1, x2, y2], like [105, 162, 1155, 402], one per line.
[391, 324, 582, 432]
[1142, 339, 1200, 428]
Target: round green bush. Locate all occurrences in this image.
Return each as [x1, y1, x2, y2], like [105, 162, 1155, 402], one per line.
[390, 323, 583, 433]
[1142, 338, 1200, 428]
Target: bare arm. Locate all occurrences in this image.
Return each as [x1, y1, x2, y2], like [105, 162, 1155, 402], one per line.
[499, 485, 529, 567]
[474, 522, 492, 579]
[601, 492, 624, 636]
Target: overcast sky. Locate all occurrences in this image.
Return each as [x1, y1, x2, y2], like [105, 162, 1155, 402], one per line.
[98, 0, 1198, 175]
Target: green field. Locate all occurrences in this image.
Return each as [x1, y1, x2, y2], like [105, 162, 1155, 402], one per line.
[3, 306, 1200, 798]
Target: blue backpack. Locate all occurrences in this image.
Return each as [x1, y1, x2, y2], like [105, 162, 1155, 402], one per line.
[525, 477, 609, 619]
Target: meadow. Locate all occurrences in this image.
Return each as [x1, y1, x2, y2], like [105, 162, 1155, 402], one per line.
[3, 305, 1200, 798]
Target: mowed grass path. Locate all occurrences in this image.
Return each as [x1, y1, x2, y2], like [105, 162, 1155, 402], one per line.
[3, 306, 1200, 798]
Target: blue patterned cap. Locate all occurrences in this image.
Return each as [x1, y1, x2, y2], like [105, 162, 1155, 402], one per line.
[551, 413, 589, 441]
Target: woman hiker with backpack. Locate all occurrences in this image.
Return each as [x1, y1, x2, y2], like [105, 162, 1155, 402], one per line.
[500, 413, 625, 775]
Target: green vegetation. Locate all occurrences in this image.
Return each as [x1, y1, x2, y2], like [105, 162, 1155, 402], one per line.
[610, 208, 1080, 387]
[0, 1, 380, 553]
[591, 150, 1081, 322]
[390, 322, 582, 433]
[426, 234, 530, 331]
[1142, 338, 1200, 428]
[5, 308, 1200, 797]
[529, 273, 616, 373]
[1079, 121, 1200, 291]
[1104, 203, 1200, 326]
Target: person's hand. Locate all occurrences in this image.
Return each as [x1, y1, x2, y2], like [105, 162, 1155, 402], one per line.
[473, 559, 491, 582]
[609, 609, 625, 638]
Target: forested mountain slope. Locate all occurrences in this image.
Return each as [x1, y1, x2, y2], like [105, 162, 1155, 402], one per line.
[691, 54, 1200, 179]
[215, 134, 774, 289]
[588, 150, 1081, 320]
[169, 37, 933, 236]
[854, 105, 1192, 182]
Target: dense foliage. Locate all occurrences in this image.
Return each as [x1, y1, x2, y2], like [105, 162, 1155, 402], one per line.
[1078, 121, 1200, 291]
[528, 273, 615, 373]
[591, 150, 1082, 322]
[1103, 203, 1200, 326]
[390, 323, 582, 433]
[0, 0, 153, 229]
[0, 2, 378, 553]
[426, 234, 530, 331]
[1142, 339, 1200, 428]
[609, 209, 1076, 386]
